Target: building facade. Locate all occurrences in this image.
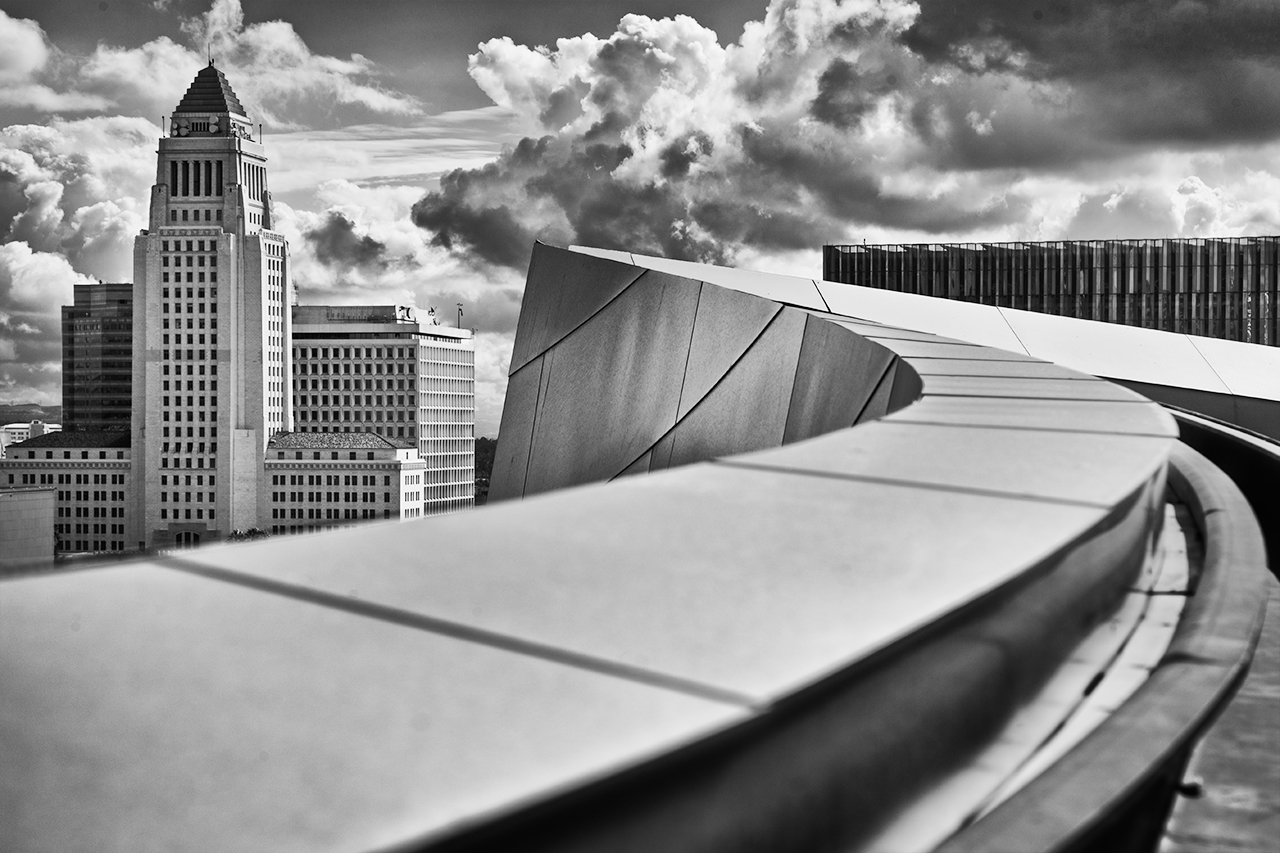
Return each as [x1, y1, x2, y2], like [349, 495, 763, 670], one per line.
[291, 305, 475, 515]
[0, 487, 55, 570]
[1, 432, 132, 554]
[62, 282, 133, 431]
[1, 421, 60, 459]
[263, 432, 427, 536]
[131, 61, 292, 549]
[823, 237, 1280, 347]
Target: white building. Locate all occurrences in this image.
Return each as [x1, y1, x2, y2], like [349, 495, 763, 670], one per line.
[130, 61, 291, 548]
[263, 431, 428, 536]
[0, 422, 61, 460]
[1, 432, 132, 554]
[291, 305, 475, 515]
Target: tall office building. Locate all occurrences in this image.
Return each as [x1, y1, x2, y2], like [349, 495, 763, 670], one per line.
[62, 282, 133, 431]
[291, 305, 476, 514]
[130, 62, 291, 548]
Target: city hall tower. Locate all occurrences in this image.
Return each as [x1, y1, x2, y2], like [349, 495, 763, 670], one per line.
[131, 63, 292, 548]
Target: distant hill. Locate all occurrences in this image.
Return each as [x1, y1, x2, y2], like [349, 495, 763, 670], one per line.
[0, 403, 62, 425]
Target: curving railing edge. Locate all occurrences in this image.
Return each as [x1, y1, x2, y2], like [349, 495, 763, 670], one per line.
[937, 442, 1268, 853]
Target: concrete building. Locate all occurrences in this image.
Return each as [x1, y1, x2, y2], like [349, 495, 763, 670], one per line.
[131, 61, 291, 549]
[263, 431, 428, 536]
[0, 421, 60, 459]
[0, 487, 55, 571]
[62, 282, 133, 431]
[291, 305, 475, 515]
[1, 431, 132, 554]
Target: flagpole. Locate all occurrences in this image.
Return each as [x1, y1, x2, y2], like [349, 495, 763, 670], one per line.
[457, 303, 463, 329]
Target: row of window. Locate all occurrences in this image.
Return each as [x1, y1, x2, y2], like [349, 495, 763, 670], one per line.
[162, 255, 217, 269]
[271, 510, 390, 532]
[297, 410, 414, 423]
[292, 425, 417, 438]
[57, 506, 124, 518]
[13, 473, 126, 486]
[271, 491, 393, 504]
[296, 378, 413, 391]
[273, 474, 392, 487]
[297, 346, 415, 360]
[162, 302, 217, 315]
[55, 490, 125, 502]
[58, 523, 125, 535]
[161, 443, 217, 455]
[161, 492, 209, 503]
[297, 394, 412, 407]
[162, 457, 214, 469]
[159, 508, 213, 520]
[297, 362, 414, 376]
[168, 209, 221, 223]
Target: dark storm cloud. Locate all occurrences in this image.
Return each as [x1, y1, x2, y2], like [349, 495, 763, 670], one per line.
[411, 0, 1280, 271]
[903, 0, 1280, 146]
[304, 211, 388, 270]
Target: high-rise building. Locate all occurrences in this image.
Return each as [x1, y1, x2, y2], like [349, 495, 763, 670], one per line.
[130, 61, 292, 548]
[291, 305, 475, 514]
[62, 282, 133, 431]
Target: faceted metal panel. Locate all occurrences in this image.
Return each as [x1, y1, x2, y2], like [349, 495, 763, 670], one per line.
[920, 376, 1148, 402]
[735, 422, 1175, 507]
[853, 359, 899, 424]
[662, 307, 808, 470]
[568, 245, 636, 266]
[909, 360, 1098, 379]
[1118, 381, 1280, 442]
[508, 243, 646, 375]
[877, 339, 1041, 361]
[679, 284, 781, 420]
[998, 308, 1232, 394]
[0, 564, 743, 853]
[1185, 335, 1280, 401]
[180, 464, 1108, 702]
[627, 252, 829, 310]
[816, 281, 1031, 353]
[524, 271, 701, 495]
[784, 315, 897, 444]
[615, 450, 652, 479]
[887, 360, 924, 412]
[488, 355, 543, 501]
[886, 395, 1179, 436]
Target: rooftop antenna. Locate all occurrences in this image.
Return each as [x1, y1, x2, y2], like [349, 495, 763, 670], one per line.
[207, 42, 212, 65]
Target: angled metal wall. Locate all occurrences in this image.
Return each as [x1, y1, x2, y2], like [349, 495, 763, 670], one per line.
[492, 243, 918, 500]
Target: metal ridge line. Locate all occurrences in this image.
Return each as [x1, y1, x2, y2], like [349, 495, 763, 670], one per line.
[156, 556, 758, 709]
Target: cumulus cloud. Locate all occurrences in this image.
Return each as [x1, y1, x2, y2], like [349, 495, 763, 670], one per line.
[411, 0, 1280, 274]
[0, 9, 111, 112]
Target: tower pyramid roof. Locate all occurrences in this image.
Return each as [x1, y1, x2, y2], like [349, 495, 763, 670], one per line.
[174, 62, 246, 116]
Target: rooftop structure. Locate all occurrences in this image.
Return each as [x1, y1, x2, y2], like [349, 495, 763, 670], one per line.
[1, 243, 1273, 851]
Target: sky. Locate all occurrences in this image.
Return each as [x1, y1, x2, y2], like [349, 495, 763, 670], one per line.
[2, 0, 1279, 436]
